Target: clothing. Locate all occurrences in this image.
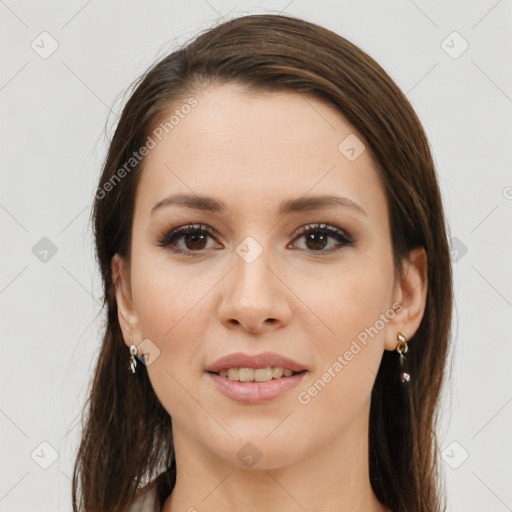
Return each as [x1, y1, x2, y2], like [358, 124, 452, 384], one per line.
[127, 482, 158, 512]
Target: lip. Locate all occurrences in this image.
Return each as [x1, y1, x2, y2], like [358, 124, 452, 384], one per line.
[204, 351, 308, 373]
[207, 371, 307, 404]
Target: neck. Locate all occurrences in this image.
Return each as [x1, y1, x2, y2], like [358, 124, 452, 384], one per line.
[162, 404, 389, 512]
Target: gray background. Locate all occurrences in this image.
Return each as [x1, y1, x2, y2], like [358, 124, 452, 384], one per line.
[1, 0, 511, 510]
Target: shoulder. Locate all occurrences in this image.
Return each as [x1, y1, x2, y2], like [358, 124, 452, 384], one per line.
[128, 465, 175, 512]
[127, 480, 159, 512]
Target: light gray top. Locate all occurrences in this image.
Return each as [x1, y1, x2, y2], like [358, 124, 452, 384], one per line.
[128, 483, 159, 512]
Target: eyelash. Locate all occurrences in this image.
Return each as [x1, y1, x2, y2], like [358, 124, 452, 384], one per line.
[156, 222, 353, 258]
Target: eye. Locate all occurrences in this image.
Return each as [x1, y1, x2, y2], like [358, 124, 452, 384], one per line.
[288, 223, 353, 255]
[156, 224, 220, 257]
[157, 222, 353, 258]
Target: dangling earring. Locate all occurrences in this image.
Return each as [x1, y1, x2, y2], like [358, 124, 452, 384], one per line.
[395, 332, 410, 383]
[129, 339, 138, 374]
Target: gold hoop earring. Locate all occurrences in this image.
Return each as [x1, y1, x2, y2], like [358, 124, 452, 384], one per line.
[395, 332, 410, 383]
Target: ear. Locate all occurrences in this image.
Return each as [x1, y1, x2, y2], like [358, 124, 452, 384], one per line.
[111, 253, 141, 349]
[384, 247, 428, 351]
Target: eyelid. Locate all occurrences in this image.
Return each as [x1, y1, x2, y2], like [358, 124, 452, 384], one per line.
[157, 221, 353, 256]
[287, 223, 353, 254]
[291, 222, 352, 241]
[156, 223, 216, 246]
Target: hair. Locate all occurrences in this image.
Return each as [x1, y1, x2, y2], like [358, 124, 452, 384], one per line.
[73, 13, 453, 512]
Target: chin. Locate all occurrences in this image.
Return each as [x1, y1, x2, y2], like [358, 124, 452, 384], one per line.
[208, 433, 305, 471]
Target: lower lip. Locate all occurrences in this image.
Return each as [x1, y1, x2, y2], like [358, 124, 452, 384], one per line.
[207, 371, 307, 404]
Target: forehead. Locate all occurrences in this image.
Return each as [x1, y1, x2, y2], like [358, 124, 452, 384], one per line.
[135, 83, 385, 220]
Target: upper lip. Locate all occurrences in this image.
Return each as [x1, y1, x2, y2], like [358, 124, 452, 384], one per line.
[205, 351, 308, 373]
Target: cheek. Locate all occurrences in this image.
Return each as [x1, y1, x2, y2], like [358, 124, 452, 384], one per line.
[301, 251, 394, 409]
[312, 248, 394, 342]
[129, 250, 216, 392]
[131, 245, 212, 339]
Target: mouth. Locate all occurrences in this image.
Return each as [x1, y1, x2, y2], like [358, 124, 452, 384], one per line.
[206, 367, 308, 404]
[208, 367, 308, 382]
[205, 351, 309, 375]
[204, 352, 309, 403]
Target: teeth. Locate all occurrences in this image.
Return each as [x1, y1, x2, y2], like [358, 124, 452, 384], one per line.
[217, 367, 298, 382]
[239, 368, 254, 382]
[254, 368, 273, 382]
[272, 367, 283, 379]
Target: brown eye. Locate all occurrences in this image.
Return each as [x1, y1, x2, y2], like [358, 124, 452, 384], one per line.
[182, 232, 208, 250]
[157, 222, 353, 258]
[303, 232, 329, 251]
[157, 224, 219, 256]
[290, 223, 353, 254]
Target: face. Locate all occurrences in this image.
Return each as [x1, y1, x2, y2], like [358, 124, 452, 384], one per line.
[113, 82, 425, 470]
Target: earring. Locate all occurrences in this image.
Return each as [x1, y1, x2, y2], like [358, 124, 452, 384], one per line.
[395, 332, 410, 383]
[129, 339, 138, 374]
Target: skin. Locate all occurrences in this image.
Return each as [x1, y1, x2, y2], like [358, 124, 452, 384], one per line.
[112, 82, 428, 512]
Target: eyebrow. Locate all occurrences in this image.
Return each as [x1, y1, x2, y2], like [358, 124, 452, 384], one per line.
[151, 193, 367, 217]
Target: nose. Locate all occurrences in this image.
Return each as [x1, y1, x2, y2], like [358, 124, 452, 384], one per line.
[218, 245, 293, 334]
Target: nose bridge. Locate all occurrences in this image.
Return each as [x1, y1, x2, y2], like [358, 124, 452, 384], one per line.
[231, 240, 276, 308]
[218, 236, 292, 331]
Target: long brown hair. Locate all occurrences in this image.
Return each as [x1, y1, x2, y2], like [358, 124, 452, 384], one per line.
[73, 13, 453, 512]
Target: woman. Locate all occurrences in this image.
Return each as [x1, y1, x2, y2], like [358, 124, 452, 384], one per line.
[73, 13, 453, 512]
